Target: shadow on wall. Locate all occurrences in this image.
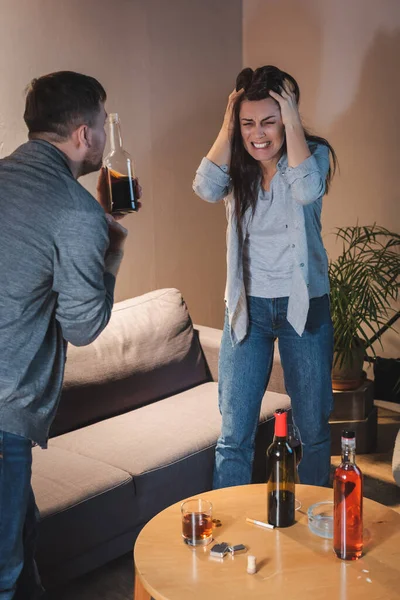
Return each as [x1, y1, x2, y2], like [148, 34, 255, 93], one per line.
[324, 29, 400, 256]
[242, 0, 323, 126]
[324, 29, 400, 360]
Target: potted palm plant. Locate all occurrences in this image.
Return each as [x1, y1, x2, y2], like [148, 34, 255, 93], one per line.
[329, 225, 400, 391]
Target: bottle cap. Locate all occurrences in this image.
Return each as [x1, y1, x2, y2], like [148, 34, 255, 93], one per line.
[341, 430, 356, 440]
[274, 409, 287, 437]
[109, 113, 120, 124]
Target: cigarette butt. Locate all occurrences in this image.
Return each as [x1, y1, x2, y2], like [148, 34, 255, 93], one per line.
[246, 517, 274, 530]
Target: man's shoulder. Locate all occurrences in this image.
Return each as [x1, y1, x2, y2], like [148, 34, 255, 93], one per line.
[63, 176, 103, 216]
[55, 177, 107, 245]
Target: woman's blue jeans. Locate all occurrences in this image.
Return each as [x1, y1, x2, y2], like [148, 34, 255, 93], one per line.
[0, 431, 44, 600]
[213, 295, 334, 489]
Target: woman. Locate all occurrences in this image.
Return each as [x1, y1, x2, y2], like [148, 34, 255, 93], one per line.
[193, 65, 338, 488]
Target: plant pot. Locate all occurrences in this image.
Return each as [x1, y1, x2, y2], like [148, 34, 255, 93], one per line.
[332, 341, 365, 391]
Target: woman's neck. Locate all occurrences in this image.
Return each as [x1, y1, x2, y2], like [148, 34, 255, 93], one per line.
[260, 158, 278, 191]
[259, 147, 284, 190]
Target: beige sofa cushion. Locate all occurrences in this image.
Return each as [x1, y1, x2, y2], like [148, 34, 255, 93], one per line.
[50, 382, 290, 476]
[32, 446, 132, 518]
[50, 382, 290, 523]
[32, 446, 135, 570]
[51, 288, 209, 436]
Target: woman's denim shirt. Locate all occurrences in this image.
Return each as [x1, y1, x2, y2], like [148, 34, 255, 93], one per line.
[193, 143, 331, 345]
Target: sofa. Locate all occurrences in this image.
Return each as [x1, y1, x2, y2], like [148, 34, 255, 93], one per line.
[393, 428, 400, 487]
[31, 287, 290, 588]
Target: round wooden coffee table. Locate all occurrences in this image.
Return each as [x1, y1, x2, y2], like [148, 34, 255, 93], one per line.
[134, 484, 400, 600]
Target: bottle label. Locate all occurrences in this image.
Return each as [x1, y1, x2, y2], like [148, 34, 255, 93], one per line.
[341, 437, 356, 451]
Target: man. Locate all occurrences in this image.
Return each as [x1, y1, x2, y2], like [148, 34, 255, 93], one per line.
[0, 71, 139, 599]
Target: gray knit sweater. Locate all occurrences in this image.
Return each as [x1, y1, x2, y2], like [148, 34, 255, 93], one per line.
[0, 140, 115, 446]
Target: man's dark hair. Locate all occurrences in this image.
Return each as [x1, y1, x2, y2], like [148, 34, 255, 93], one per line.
[24, 71, 107, 140]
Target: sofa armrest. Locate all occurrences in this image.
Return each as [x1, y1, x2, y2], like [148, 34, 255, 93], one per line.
[194, 324, 222, 382]
[194, 326, 287, 394]
[393, 428, 400, 487]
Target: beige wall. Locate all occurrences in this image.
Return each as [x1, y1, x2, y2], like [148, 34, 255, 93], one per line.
[1, 0, 398, 357]
[243, 0, 400, 358]
[0, 0, 242, 328]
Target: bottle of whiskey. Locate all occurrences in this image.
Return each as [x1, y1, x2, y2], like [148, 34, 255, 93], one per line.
[103, 113, 137, 215]
[333, 430, 363, 560]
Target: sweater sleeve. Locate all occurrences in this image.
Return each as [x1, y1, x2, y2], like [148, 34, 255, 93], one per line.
[283, 143, 330, 205]
[192, 157, 231, 203]
[53, 207, 115, 346]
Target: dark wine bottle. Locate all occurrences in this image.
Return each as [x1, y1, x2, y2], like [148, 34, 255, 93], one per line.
[333, 430, 363, 560]
[266, 409, 296, 527]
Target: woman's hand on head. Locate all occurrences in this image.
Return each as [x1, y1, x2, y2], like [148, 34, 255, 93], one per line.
[269, 79, 301, 128]
[222, 88, 244, 138]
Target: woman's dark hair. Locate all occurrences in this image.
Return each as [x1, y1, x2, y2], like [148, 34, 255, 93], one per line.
[230, 65, 338, 232]
[24, 71, 107, 140]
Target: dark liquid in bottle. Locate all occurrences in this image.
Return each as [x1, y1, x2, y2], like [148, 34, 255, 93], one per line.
[108, 171, 137, 214]
[268, 490, 295, 527]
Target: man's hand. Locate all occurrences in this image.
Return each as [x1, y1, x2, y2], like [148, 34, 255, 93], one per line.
[96, 168, 143, 220]
[105, 213, 128, 254]
[96, 167, 111, 213]
[269, 79, 301, 128]
[103, 214, 128, 278]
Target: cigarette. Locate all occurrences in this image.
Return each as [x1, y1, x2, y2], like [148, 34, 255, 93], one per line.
[246, 517, 275, 530]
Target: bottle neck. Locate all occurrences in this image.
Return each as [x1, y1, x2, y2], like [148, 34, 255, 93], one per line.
[341, 439, 356, 464]
[109, 121, 123, 152]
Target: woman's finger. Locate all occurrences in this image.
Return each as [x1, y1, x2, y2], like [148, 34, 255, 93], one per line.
[269, 89, 282, 103]
[283, 78, 296, 94]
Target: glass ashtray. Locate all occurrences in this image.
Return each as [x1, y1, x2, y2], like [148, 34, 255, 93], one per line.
[307, 501, 333, 539]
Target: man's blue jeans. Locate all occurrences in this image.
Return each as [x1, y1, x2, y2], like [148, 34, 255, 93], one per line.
[213, 295, 334, 489]
[0, 431, 44, 600]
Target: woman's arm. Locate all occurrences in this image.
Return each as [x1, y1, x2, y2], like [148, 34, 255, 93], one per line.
[269, 81, 310, 168]
[270, 82, 330, 204]
[193, 88, 243, 203]
[192, 157, 231, 203]
[283, 144, 330, 205]
[206, 88, 243, 167]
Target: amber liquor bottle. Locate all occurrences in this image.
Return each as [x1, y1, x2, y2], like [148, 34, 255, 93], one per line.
[333, 430, 363, 560]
